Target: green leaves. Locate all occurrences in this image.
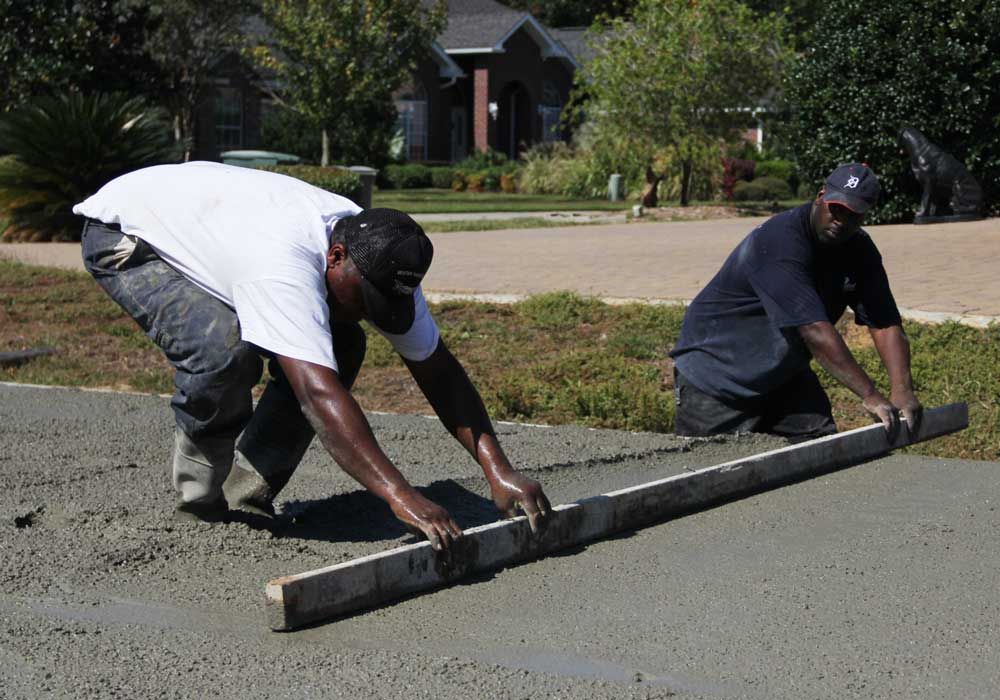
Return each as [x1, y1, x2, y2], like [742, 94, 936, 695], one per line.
[578, 0, 790, 201]
[786, 0, 1000, 222]
[0, 92, 177, 241]
[252, 0, 446, 167]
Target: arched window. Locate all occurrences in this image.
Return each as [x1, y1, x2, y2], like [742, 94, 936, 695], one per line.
[394, 79, 428, 161]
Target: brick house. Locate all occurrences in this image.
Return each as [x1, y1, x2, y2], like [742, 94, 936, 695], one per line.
[195, 0, 587, 163]
[398, 0, 583, 162]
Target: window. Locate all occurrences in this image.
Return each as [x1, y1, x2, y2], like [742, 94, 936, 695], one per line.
[214, 87, 243, 151]
[540, 81, 563, 143]
[394, 80, 428, 161]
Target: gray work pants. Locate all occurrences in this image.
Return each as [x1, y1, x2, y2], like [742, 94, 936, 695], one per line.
[81, 219, 365, 505]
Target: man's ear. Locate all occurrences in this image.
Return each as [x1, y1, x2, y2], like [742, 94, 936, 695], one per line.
[327, 242, 347, 268]
[816, 186, 826, 202]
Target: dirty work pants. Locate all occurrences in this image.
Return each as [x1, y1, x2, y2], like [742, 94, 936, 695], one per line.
[81, 219, 366, 505]
[673, 367, 837, 443]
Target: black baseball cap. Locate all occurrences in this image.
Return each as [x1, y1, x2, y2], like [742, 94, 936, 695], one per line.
[822, 163, 880, 213]
[335, 208, 433, 334]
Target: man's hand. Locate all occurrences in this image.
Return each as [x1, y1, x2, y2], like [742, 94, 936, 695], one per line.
[388, 487, 463, 552]
[862, 390, 900, 441]
[891, 388, 923, 436]
[489, 471, 552, 533]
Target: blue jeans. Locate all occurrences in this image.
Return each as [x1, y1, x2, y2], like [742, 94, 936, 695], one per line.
[81, 219, 365, 504]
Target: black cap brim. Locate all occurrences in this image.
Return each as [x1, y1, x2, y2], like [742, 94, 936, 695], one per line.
[822, 190, 870, 214]
[360, 277, 415, 335]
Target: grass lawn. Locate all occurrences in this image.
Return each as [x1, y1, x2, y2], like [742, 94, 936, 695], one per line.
[2, 260, 996, 461]
[372, 189, 629, 213]
[420, 217, 607, 234]
[374, 188, 808, 217]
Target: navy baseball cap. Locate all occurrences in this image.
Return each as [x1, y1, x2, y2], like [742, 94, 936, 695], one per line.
[823, 163, 880, 213]
[335, 208, 433, 334]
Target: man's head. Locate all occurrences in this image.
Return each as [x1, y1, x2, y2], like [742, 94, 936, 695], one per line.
[325, 208, 433, 334]
[810, 163, 880, 246]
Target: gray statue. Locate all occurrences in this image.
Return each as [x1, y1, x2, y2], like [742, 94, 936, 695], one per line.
[898, 127, 984, 223]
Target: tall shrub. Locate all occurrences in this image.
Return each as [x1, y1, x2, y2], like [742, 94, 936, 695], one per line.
[0, 93, 177, 241]
[785, 0, 1000, 223]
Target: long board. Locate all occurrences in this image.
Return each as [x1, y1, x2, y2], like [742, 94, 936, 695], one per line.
[266, 402, 968, 631]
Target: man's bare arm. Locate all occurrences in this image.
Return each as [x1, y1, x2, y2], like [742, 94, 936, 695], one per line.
[798, 320, 900, 438]
[868, 325, 923, 434]
[276, 354, 462, 550]
[403, 340, 551, 532]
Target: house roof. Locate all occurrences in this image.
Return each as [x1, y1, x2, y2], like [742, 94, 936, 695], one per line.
[549, 27, 595, 65]
[427, 0, 578, 67]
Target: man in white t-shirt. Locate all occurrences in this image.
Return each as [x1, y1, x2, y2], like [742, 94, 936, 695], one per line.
[74, 162, 550, 551]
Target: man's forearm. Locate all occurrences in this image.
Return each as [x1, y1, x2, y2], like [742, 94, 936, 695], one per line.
[278, 357, 413, 501]
[406, 344, 514, 480]
[869, 325, 914, 393]
[798, 321, 878, 399]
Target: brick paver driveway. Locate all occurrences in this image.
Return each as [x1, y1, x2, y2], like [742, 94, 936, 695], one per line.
[422, 216, 1000, 322]
[4, 216, 998, 321]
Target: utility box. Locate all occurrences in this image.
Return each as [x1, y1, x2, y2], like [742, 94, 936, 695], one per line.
[608, 173, 623, 202]
[220, 150, 302, 168]
[349, 166, 378, 209]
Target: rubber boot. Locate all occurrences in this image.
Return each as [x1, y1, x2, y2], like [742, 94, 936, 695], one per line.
[171, 429, 233, 522]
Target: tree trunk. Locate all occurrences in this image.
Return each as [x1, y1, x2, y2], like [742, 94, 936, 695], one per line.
[321, 129, 330, 167]
[640, 165, 660, 208]
[680, 159, 693, 206]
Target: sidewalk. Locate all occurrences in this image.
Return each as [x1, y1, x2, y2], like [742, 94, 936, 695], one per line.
[3, 216, 998, 324]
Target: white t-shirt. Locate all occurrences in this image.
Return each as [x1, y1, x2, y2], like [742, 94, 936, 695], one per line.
[73, 162, 440, 371]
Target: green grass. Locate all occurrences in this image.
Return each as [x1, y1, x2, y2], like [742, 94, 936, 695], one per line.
[372, 189, 630, 213]
[2, 262, 996, 461]
[374, 188, 807, 216]
[420, 217, 608, 234]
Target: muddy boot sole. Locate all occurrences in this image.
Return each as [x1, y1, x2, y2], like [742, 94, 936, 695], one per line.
[173, 497, 230, 523]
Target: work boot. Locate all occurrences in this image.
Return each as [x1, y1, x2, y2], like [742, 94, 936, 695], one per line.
[173, 496, 229, 523]
[222, 463, 280, 519]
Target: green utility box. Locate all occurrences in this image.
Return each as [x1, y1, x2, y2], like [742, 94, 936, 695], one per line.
[220, 150, 302, 168]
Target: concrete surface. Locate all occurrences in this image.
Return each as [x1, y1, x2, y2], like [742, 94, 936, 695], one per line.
[3, 216, 998, 323]
[2, 383, 998, 699]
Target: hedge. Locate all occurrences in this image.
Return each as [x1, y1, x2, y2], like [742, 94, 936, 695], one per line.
[257, 165, 363, 202]
[732, 176, 793, 201]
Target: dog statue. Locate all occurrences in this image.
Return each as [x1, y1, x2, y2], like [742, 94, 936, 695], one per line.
[898, 127, 983, 223]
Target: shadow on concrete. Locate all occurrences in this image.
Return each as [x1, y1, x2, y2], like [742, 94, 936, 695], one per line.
[233, 478, 500, 545]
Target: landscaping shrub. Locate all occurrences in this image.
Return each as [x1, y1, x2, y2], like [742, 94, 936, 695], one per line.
[754, 159, 796, 187]
[451, 173, 466, 191]
[786, 0, 1000, 222]
[430, 166, 454, 189]
[381, 163, 433, 189]
[499, 173, 517, 193]
[257, 164, 362, 201]
[721, 157, 756, 200]
[482, 169, 501, 192]
[0, 92, 178, 242]
[465, 173, 485, 192]
[517, 142, 599, 198]
[455, 147, 509, 171]
[732, 176, 792, 201]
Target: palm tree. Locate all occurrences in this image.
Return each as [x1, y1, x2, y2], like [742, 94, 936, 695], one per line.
[0, 93, 178, 241]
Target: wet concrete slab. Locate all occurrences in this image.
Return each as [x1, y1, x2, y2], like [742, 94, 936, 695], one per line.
[2, 383, 998, 699]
